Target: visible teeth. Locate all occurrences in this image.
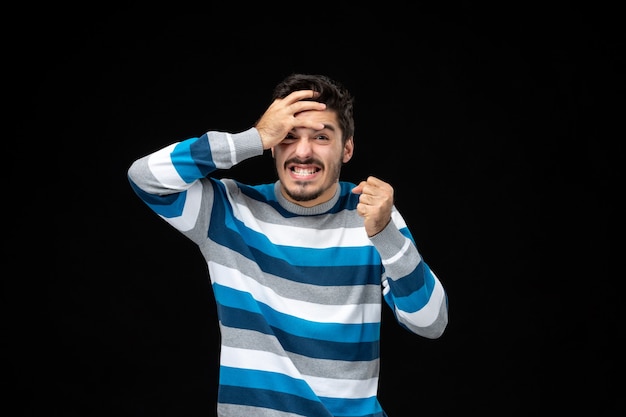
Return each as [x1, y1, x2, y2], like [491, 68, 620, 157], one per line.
[293, 168, 316, 175]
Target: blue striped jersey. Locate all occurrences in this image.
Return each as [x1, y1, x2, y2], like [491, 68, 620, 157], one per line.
[128, 127, 448, 417]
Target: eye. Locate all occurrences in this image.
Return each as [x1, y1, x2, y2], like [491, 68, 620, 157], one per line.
[314, 134, 330, 141]
[282, 133, 297, 143]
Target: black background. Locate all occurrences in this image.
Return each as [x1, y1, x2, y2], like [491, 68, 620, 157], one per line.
[14, 5, 622, 416]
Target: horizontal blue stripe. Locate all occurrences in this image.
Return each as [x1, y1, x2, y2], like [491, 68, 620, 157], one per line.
[209, 181, 375, 269]
[209, 191, 377, 268]
[318, 394, 384, 417]
[260, 298, 380, 344]
[207, 183, 383, 287]
[171, 139, 204, 182]
[249, 247, 382, 286]
[171, 135, 217, 181]
[219, 383, 385, 417]
[216, 304, 274, 336]
[236, 181, 280, 203]
[217, 304, 380, 361]
[219, 384, 329, 416]
[271, 325, 379, 361]
[214, 284, 381, 343]
[392, 284, 435, 314]
[237, 224, 377, 267]
[387, 261, 428, 298]
[128, 178, 188, 218]
[220, 366, 317, 400]
[189, 134, 218, 176]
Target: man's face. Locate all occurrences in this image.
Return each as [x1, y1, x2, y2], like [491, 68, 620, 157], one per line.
[272, 108, 353, 207]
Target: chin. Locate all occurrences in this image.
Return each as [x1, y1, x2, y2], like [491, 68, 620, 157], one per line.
[284, 184, 322, 203]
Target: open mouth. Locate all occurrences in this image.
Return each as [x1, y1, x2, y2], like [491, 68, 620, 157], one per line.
[288, 164, 321, 179]
[291, 166, 319, 175]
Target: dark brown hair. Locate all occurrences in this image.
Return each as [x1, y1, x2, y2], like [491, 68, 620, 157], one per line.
[272, 73, 355, 143]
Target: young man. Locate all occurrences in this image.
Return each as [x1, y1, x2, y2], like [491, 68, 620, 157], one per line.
[128, 73, 448, 417]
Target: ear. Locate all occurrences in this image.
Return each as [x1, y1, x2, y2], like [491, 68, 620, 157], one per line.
[342, 137, 354, 163]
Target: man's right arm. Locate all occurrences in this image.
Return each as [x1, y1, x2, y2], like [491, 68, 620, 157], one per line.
[127, 128, 263, 231]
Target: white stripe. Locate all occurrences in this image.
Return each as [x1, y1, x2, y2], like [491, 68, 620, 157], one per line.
[233, 201, 371, 248]
[226, 133, 237, 166]
[209, 262, 381, 324]
[148, 143, 188, 190]
[391, 209, 407, 229]
[221, 346, 378, 399]
[381, 277, 390, 296]
[396, 273, 446, 328]
[382, 238, 412, 265]
[305, 373, 378, 399]
[161, 181, 203, 232]
[221, 345, 300, 377]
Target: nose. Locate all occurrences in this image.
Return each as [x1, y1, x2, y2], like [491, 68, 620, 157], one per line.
[293, 136, 313, 158]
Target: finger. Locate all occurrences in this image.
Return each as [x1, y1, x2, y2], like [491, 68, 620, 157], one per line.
[351, 181, 367, 194]
[357, 182, 377, 198]
[363, 177, 393, 198]
[359, 194, 372, 208]
[364, 176, 388, 189]
[293, 100, 326, 115]
[359, 193, 380, 207]
[284, 89, 320, 103]
[292, 118, 326, 132]
[352, 181, 379, 197]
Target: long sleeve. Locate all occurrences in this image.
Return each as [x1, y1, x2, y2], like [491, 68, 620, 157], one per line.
[371, 214, 449, 339]
[127, 127, 263, 233]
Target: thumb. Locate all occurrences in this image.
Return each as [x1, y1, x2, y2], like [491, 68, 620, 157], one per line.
[351, 182, 364, 194]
